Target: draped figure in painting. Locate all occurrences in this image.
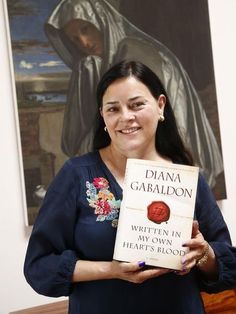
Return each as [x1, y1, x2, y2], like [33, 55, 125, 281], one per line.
[45, 0, 223, 187]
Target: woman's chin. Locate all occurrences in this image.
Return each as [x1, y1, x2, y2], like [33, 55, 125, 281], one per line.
[117, 144, 148, 157]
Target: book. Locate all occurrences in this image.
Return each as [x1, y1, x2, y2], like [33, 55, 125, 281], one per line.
[113, 159, 199, 270]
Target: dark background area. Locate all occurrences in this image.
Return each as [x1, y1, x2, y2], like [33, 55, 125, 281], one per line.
[119, 0, 214, 91]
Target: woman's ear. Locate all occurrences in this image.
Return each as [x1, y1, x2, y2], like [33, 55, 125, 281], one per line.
[99, 107, 103, 117]
[158, 94, 166, 111]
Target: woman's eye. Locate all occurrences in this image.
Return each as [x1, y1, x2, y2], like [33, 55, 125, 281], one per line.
[131, 102, 145, 109]
[106, 107, 118, 113]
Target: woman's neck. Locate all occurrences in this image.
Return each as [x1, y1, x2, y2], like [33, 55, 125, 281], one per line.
[99, 146, 127, 188]
[99, 145, 171, 188]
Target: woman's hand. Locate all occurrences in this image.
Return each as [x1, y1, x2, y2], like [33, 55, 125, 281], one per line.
[175, 220, 217, 278]
[73, 259, 171, 283]
[109, 260, 171, 284]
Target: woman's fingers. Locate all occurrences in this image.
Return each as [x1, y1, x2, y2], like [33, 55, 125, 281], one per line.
[111, 260, 171, 283]
[180, 220, 210, 273]
[127, 267, 171, 284]
[192, 220, 199, 237]
[114, 260, 145, 272]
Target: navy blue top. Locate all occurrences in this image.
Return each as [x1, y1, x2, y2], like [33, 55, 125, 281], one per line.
[24, 152, 236, 314]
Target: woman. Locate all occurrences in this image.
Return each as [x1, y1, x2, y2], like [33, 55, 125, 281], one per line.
[24, 61, 236, 314]
[45, 0, 223, 187]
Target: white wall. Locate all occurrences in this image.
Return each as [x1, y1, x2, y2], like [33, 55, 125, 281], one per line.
[0, 0, 235, 313]
[208, 0, 236, 241]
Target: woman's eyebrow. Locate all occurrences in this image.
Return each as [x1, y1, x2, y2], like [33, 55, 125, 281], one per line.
[104, 101, 120, 106]
[104, 96, 146, 106]
[128, 96, 141, 101]
[128, 96, 147, 103]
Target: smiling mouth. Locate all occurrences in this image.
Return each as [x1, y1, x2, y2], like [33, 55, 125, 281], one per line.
[119, 127, 141, 134]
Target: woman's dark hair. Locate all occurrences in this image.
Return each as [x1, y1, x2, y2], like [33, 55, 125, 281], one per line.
[94, 60, 194, 166]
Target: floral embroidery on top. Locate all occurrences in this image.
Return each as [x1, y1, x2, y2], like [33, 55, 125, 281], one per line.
[86, 177, 121, 228]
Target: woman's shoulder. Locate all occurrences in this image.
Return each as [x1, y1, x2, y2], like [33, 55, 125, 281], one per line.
[65, 151, 100, 169]
[195, 171, 217, 210]
[49, 152, 101, 187]
[197, 172, 212, 194]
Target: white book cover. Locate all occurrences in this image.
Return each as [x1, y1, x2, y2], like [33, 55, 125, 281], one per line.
[113, 158, 199, 270]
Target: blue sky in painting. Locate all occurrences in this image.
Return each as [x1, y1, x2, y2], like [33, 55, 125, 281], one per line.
[6, 0, 70, 78]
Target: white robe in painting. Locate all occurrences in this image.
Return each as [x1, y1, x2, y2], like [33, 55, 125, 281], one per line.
[45, 0, 223, 187]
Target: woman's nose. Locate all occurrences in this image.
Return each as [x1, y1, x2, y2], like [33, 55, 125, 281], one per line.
[119, 109, 135, 122]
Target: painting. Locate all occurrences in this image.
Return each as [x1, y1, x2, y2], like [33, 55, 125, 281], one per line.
[4, 0, 226, 225]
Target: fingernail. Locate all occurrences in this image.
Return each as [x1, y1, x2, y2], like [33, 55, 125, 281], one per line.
[182, 243, 187, 247]
[138, 261, 146, 267]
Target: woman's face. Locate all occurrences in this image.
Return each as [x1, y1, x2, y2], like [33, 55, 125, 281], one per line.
[63, 19, 103, 57]
[101, 76, 166, 155]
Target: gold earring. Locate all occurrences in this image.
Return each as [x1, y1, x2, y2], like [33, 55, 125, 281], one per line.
[104, 126, 107, 132]
[159, 114, 165, 122]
